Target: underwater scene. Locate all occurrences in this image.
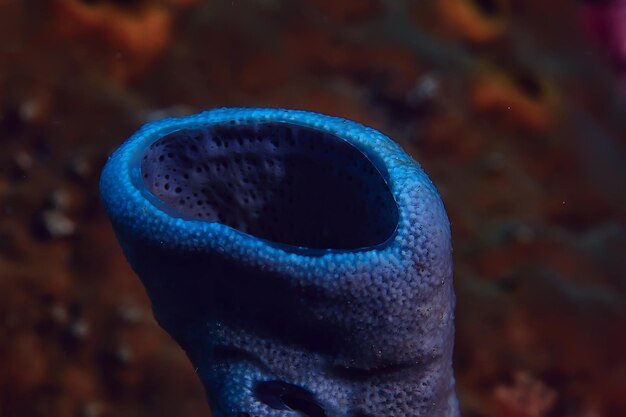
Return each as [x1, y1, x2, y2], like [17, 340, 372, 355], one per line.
[0, 1, 625, 417]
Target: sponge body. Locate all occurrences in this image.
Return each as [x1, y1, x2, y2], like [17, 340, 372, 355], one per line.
[100, 108, 458, 417]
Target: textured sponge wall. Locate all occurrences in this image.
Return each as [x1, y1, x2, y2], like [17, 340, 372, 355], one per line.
[100, 108, 457, 417]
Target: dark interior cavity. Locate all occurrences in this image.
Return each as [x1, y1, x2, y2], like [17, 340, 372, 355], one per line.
[140, 122, 398, 250]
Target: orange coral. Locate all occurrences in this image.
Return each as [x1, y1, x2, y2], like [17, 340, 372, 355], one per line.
[470, 64, 557, 131]
[438, 0, 510, 43]
[50, 0, 196, 82]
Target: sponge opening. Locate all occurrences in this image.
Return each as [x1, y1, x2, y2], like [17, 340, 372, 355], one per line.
[140, 122, 398, 250]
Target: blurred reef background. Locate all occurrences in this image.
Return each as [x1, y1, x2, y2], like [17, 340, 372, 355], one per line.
[0, 0, 625, 417]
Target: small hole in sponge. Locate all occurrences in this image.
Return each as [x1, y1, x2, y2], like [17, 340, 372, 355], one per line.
[253, 380, 327, 417]
[140, 122, 398, 250]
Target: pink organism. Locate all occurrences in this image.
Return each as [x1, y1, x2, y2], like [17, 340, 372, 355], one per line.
[493, 371, 557, 417]
[581, 0, 626, 91]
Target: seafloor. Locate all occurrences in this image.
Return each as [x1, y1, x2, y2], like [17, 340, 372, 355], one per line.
[0, 1, 624, 417]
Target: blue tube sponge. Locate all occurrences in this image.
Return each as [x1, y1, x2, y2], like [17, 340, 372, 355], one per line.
[100, 108, 458, 417]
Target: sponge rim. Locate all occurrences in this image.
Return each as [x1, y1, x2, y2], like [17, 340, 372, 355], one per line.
[100, 107, 443, 274]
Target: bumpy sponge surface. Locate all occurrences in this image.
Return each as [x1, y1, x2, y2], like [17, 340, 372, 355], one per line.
[100, 108, 458, 417]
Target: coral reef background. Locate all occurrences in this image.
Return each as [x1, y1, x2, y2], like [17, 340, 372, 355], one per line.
[0, 1, 624, 417]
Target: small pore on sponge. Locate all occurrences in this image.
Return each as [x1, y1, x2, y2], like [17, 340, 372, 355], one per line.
[140, 121, 399, 250]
